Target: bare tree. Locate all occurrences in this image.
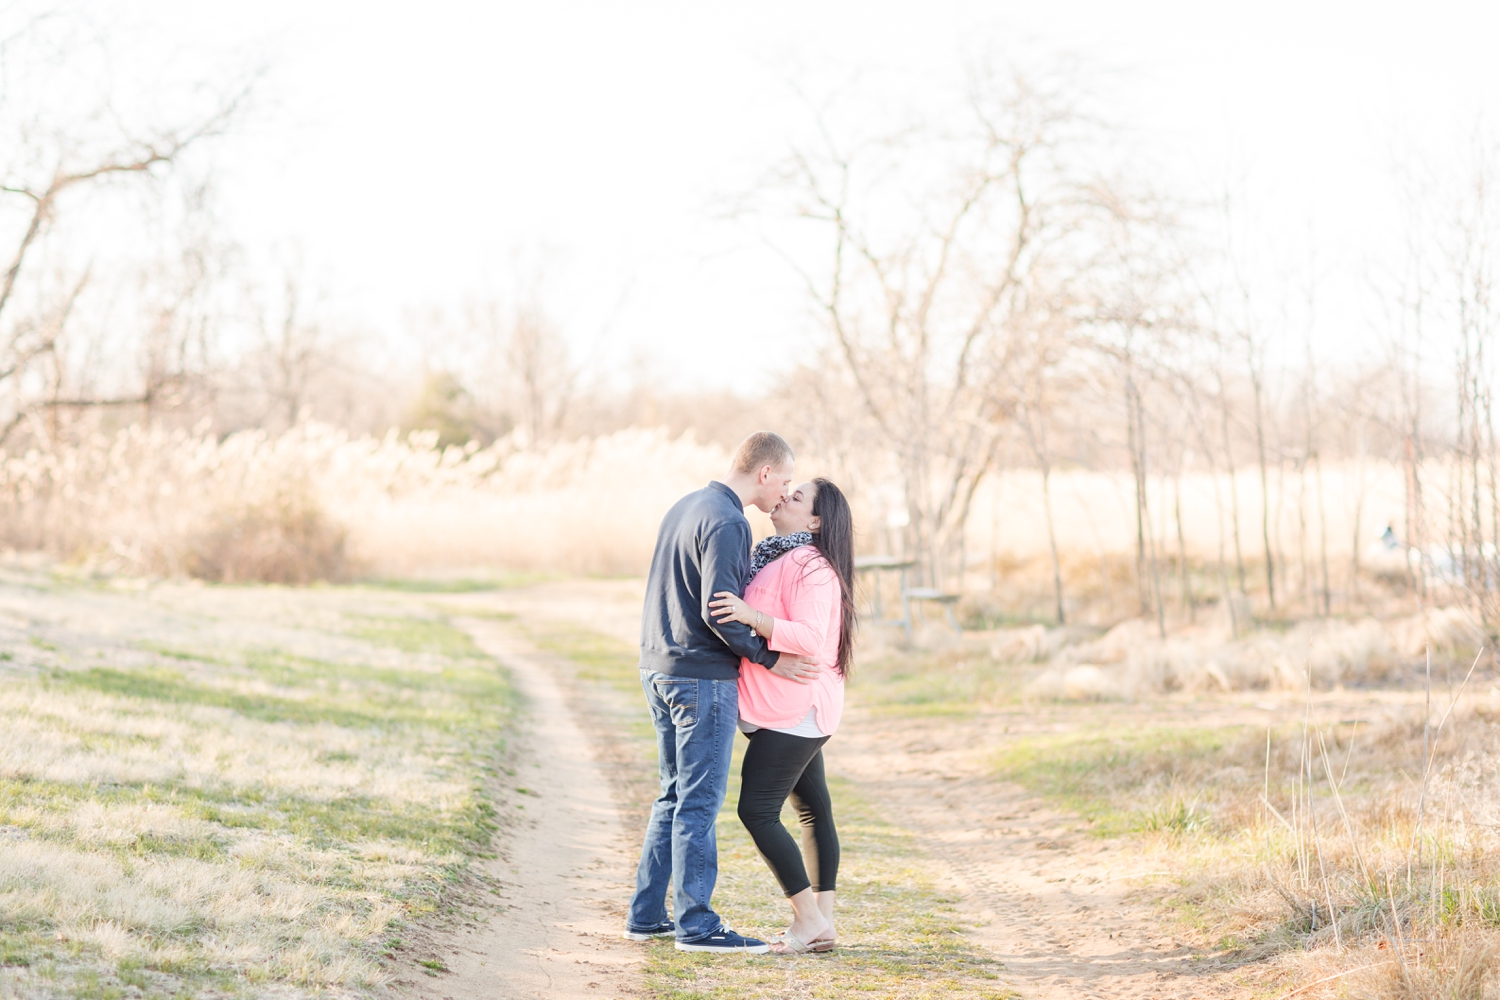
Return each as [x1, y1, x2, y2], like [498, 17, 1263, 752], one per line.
[1167, 425, 1194, 623]
[1331, 364, 1383, 608]
[768, 67, 1114, 587]
[1243, 324, 1277, 612]
[1298, 276, 1332, 615]
[1174, 364, 1242, 634]
[466, 290, 576, 446]
[264, 274, 318, 427]
[1445, 135, 1500, 630]
[0, 14, 250, 444]
[507, 302, 575, 445]
[1212, 333, 1250, 596]
[1009, 310, 1077, 624]
[1392, 269, 1430, 606]
[1084, 184, 1193, 636]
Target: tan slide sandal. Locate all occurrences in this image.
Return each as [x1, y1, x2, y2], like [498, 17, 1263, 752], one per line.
[770, 930, 836, 955]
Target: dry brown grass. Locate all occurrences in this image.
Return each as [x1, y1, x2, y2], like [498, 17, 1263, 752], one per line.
[0, 420, 1431, 606]
[854, 602, 1500, 996]
[996, 605, 1485, 700]
[988, 667, 1500, 996]
[0, 423, 737, 581]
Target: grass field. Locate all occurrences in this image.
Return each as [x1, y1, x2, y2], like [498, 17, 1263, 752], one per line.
[0, 569, 517, 998]
[12, 558, 1500, 1000]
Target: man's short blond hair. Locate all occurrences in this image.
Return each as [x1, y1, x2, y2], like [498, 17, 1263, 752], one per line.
[731, 431, 794, 475]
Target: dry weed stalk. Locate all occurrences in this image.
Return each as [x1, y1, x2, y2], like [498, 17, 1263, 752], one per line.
[1073, 637, 1500, 997]
[996, 619, 1500, 989]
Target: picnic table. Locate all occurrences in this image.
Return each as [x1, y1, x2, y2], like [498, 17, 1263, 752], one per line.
[854, 555, 915, 625]
[854, 556, 963, 636]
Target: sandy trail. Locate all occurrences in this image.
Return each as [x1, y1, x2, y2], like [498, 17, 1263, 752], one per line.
[443, 580, 1328, 999]
[827, 712, 1219, 1000]
[416, 617, 643, 1000]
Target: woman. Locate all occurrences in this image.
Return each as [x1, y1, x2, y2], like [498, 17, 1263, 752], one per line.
[709, 477, 856, 955]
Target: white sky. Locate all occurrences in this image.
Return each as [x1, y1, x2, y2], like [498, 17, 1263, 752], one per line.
[134, 0, 1500, 390]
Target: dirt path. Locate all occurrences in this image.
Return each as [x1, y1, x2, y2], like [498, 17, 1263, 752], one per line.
[416, 617, 642, 1000]
[448, 580, 1261, 999]
[827, 711, 1221, 1000]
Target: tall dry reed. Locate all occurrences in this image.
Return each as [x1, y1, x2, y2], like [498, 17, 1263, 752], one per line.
[0, 423, 731, 580]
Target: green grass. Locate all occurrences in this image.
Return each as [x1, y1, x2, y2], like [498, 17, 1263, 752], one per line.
[143, 644, 231, 665]
[51, 645, 508, 734]
[526, 622, 640, 696]
[642, 766, 1014, 999]
[524, 621, 659, 746]
[0, 585, 517, 999]
[0, 774, 496, 856]
[343, 613, 488, 658]
[854, 643, 1029, 716]
[539, 625, 1016, 999]
[991, 726, 1244, 837]
[356, 573, 551, 593]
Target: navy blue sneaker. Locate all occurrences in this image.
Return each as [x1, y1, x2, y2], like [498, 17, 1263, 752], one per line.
[622, 920, 675, 941]
[674, 926, 769, 954]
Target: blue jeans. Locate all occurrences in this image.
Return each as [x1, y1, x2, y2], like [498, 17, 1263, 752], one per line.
[626, 671, 737, 942]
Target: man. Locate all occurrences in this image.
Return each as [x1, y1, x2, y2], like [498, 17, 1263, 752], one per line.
[624, 431, 819, 953]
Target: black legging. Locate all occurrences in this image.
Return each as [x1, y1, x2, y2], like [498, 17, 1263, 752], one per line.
[737, 729, 839, 897]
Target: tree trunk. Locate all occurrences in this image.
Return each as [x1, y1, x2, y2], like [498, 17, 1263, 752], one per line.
[1147, 473, 1167, 638]
[1042, 462, 1065, 625]
[1252, 366, 1276, 611]
[1402, 333, 1426, 606]
[1127, 376, 1151, 618]
[1349, 420, 1365, 605]
[1128, 378, 1166, 638]
[1218, 370, 1248, 595]
[1315, 450, 1332, 616]
[1297, 456, 1310, 605]
[1207, 453, 1239, 636]
[1175, 472, 1194, 622]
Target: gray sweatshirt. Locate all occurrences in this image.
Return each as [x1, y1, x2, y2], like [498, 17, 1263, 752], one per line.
[638, 481, 780, 680]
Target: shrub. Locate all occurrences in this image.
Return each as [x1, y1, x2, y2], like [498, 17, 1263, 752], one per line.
[185, 490, 348, 584]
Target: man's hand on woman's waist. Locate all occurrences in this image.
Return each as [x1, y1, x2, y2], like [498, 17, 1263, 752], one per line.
[767, 655, 820, 684]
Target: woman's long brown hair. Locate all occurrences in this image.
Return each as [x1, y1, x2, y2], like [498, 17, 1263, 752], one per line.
[810, 477, 857, 678]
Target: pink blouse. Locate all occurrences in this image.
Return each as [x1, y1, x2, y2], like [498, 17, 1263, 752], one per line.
[736, 545, 845, 736]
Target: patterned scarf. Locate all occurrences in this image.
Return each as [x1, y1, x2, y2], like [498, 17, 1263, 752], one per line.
[748, 531, 813, 578]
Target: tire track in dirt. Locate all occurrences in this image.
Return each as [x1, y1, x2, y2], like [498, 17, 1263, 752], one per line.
[412, 617, 643, 1000]
[826, 711, 1236, 1000]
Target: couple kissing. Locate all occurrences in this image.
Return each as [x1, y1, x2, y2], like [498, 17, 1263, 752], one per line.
[623, 431, 856, 955]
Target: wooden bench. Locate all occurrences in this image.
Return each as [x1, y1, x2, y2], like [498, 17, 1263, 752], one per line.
[901, 587, 962, 636]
